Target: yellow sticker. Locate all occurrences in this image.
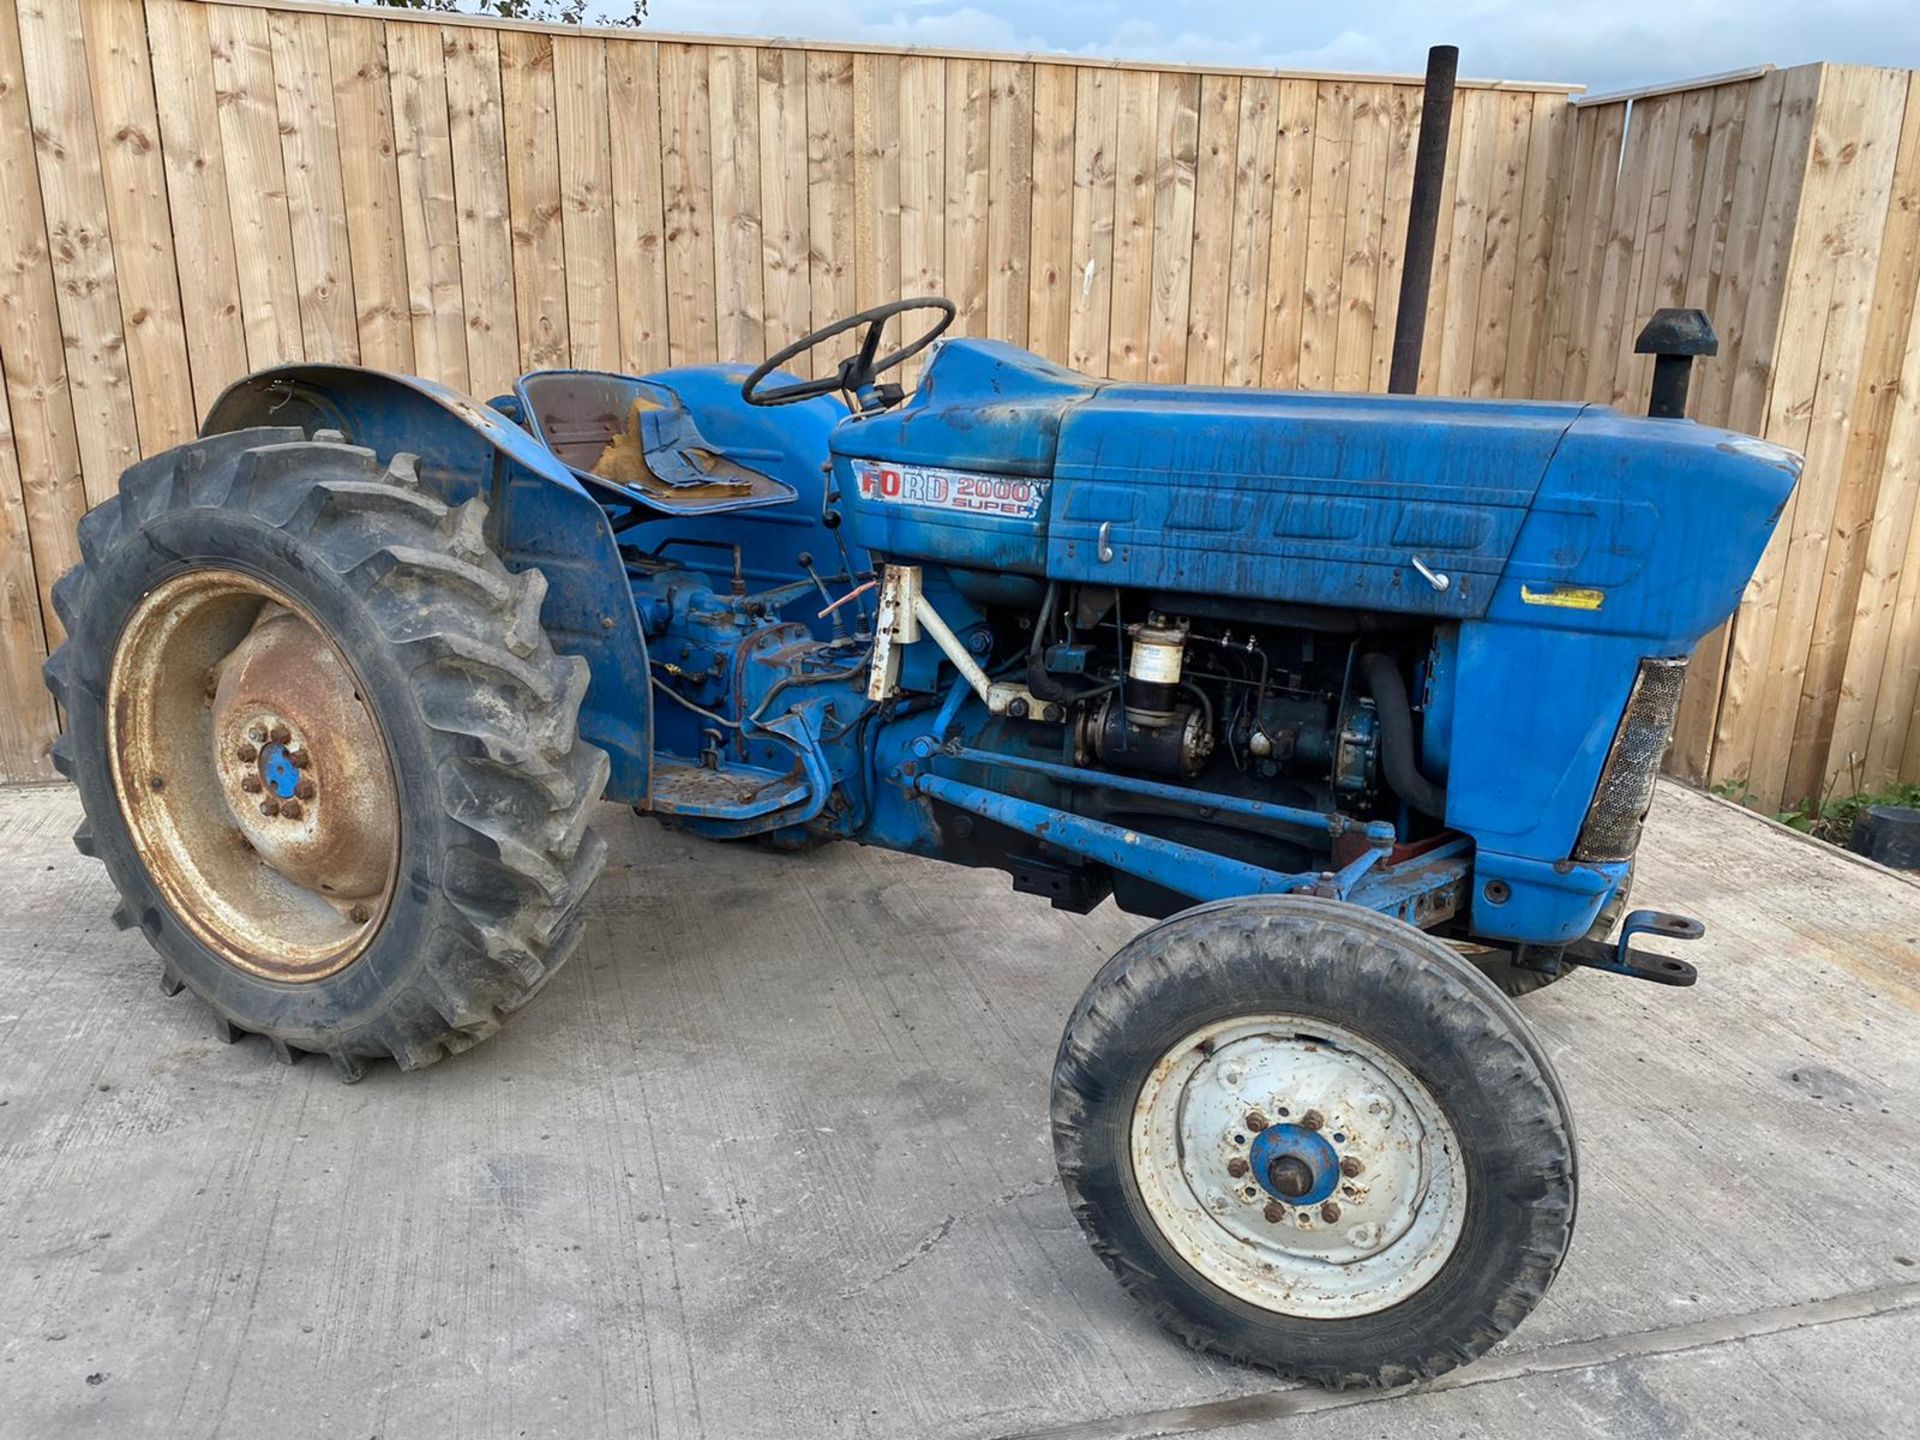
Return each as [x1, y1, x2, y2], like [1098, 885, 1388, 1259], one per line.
[1519, 584, 1605, 611]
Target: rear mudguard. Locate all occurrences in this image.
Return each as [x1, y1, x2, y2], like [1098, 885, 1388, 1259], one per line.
[203, 366, 653, 804]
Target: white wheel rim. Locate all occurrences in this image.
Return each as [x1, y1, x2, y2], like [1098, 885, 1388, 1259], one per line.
[1130, 1014, 1467, 1318]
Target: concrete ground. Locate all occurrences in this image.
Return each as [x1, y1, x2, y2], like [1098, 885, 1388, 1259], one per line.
[0, 778, 1916, 1440]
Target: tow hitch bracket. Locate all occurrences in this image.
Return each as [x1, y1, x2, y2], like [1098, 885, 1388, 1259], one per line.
[1562, 908, 1705, 987]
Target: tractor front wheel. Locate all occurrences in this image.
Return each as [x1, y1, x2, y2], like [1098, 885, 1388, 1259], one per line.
[1050, 894, 1576, 1388]
[43, 428, 608, 1079]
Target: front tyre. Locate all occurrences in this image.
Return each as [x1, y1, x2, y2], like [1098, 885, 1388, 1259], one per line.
[43, 428, 609, 1079]
[1051, 895, 1576, 1388]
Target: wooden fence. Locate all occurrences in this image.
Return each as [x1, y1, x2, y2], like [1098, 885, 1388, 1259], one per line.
[0, 0, 1914, 814]
[0, 0, 1578, 782]
[1542, 64, 1920, 810]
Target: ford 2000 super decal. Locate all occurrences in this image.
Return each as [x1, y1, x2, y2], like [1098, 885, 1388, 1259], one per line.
[850, 460, 1048, 520]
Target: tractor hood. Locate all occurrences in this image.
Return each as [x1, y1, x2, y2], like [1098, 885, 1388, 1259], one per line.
[834, 339, 1800, 646]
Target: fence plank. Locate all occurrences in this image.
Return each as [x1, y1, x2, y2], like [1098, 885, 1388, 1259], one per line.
[1466, 91, 1532, 397]
[0, 340, 57, 781]
[442, 25, 518, 396]
[500, 30, 568, 371]
[1107, 68, 1157, 379]
[1261, 80, 1317, 388]
[607, 38, 668, 376]
[1067, 65, 1118, 375]
[1536, 103, 1597, 399]
[268, 10, 359, 364]
[1183, 74, 1238, 387]
[146, 0, 250, 417]
[554, 35, 617, 372]
[1145, 70, 1199, 383]
[1630, 87, 1717, 407]
[710, 44, 764, 365]
[1677, 85, 1747, 347]
[658, 43, 715, 366]
[853, 53, 901, 355]
[207, 1, 304, 369]
[1415, 88, 1469, 393]
[1503, 94, 1564, 396]
[329, 15, 413, 372]
[1586, 95, 1670, 405]
[17, 0, 141, 504]
[386, 18, 468, 391]
[1027, 62, 1076, 366]
[85, 0, 195, 450]
[1433, 89, 1499, 396]
[1297, 81, 1353, 391]
[1844, 281, 1920, 787]
[759, 47, 813, 364]
[987, 59, 1033, 350]
[0, 0, 87, 648]
[1689, 80, 1777, 430]
[808, 51, 856, 369]
[1333, 81, 1390, 392]
[1222, 76, 1278, 387]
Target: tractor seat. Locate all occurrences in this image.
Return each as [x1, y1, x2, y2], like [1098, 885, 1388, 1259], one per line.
[515, 371, 795, 516]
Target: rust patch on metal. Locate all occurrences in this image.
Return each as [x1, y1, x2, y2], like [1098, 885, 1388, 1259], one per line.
[108, 569, 399, 983]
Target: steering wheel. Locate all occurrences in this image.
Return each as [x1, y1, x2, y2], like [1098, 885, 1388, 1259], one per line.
[740, 297, 956, 411]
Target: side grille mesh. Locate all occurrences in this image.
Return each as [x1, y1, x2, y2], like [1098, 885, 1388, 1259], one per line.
[1573, 657, 1689, 863]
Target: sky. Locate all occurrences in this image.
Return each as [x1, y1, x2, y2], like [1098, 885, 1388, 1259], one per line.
[622, 0, 1919, 95]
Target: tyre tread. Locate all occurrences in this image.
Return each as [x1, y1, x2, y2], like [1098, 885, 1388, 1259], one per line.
[45, 427, 608, 1079]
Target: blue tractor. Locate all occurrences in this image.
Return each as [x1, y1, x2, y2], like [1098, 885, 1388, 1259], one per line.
[45, 293, 1796, 1387]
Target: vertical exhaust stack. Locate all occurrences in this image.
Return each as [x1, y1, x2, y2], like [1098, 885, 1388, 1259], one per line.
[1387, 45, 1460, 396]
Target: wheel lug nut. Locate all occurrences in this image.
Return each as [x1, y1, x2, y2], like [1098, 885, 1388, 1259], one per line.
[1225, 1156, 1249, 1178]
[236, 742, 258, 762]
[1320, 1201, 1341, 1223]
[1243, 1110, 1268, 1132]
[279, 799, 303, 820]
[260, 798, 281, 817]
[295, 778, 316, 800]
[270, 724, 291, 745]
[240, 775, 262, 793]
[1301, 1109, 1325, 1131]
[1340, 1156, 1364, 1177]
[348, 904, 370, 924]
[289, 749, 310, 769]
[1263, 1201, 1286, 1224]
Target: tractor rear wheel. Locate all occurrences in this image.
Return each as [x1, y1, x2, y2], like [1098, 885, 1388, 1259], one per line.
[43, 428, 608, 1079]
[1051, 894, 1576, 1388]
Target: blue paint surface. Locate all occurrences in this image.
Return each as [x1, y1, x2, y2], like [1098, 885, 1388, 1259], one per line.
[1249, 1124, 1341, 1208]
[259, 743, 300, 801]
[198, 332, 1800, 954]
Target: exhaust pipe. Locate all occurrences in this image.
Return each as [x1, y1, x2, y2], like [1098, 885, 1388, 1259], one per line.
[1387, 45, 1459, 396]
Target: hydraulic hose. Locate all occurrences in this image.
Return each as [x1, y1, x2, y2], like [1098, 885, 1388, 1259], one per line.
[1359, 651, 1448, 820]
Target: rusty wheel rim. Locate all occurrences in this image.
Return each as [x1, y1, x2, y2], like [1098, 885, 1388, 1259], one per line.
[107, 568, 400, 982]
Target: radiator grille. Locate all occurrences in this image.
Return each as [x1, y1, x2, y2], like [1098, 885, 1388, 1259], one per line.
[1573, 657, 1690, 863]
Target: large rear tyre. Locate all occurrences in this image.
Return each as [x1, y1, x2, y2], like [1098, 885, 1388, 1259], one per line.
[1051, 895, 1576, 1388]
[43, 428, 608, 1079]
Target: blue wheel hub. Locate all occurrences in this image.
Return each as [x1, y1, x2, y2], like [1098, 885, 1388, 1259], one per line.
[1248, 1123, 1341, 1207]
[259, 742, 302, 800]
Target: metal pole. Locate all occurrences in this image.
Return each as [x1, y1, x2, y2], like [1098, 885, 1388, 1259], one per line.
[1387, 45, 1459, 395]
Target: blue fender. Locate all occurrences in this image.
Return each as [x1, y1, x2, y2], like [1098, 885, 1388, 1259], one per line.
[202, 365, 653, 804]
